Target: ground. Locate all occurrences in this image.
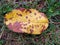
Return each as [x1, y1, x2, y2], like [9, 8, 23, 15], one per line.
[0, 0, 60, 45]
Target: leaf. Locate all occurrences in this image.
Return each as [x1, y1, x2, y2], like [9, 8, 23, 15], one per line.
[51, 11, 60, 16]
[54, 2, 60, 7]
[0, 40, 4, 45]
[46, 0, 56, 6]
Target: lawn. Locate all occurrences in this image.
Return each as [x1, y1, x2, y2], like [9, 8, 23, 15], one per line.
[0, 0, 60, 45]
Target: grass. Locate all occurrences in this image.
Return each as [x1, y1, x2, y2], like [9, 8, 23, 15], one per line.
[0, 0, 60, 45]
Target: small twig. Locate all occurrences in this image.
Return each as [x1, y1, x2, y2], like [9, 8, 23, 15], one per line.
[49, 22, 60, 24]
[4, 38, 18, 41]
[49, 19, 60, 24]
[0, 25, 5, 39]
